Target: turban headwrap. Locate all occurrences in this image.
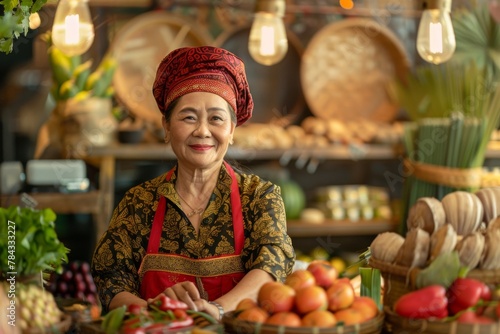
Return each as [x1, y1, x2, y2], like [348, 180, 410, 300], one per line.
[152, 46, 253, 126]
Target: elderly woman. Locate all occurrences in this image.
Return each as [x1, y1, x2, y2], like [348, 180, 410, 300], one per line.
[91, 46, 295, 320]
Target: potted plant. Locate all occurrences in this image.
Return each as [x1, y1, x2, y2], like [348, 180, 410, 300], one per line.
[36, 32, 118, 158]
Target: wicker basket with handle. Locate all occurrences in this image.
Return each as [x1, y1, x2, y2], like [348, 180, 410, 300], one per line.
[368, 256, 500, 309]
[369, 257, 500, 334]
[368, 256, 500, 307]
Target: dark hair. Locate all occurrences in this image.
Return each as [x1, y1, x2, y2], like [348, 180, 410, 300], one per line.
[163, 97, 237, 124]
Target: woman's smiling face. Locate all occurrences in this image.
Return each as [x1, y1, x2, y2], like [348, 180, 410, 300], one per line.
[164, 91, 236, 168]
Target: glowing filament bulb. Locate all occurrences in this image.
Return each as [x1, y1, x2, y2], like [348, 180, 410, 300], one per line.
[51, 0, 94, 56]
[260, 26, 276, 56]
[248, 12, 288, 66]
[64, 14, 80, 45]
[429, 22, 443, 53]
[416, 0, 456, 65]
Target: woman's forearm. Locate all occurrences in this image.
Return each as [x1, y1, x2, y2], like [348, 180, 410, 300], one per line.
[214, 269, 274, 312]
[109, 291, 148, 310]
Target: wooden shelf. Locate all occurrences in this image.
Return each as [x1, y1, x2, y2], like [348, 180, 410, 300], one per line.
[88, 143, 402, 161]
[1, 191, 101, 214]
[1, 191, 105, 249]
[286, 219, 399, 237]
[87, 141, 500, 161]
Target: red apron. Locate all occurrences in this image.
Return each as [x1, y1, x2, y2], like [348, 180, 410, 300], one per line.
[138, 162, 245, 301]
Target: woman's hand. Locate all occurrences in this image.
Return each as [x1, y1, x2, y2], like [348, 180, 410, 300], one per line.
[149, 282, 201, 311]
[194, 299, 221, 320]
[147, 282, 222, 320]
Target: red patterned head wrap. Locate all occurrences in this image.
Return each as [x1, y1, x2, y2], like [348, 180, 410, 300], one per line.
[153, 46, 253, 126]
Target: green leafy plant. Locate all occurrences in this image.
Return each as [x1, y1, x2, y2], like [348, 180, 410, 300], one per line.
[0, 0, 48, 54]
[42, 32, 117, 102]
[0, 205, 69, 279]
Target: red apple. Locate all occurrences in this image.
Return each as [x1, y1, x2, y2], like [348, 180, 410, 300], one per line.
[257, 282, 296, 314]
[326, 279, 355, 312]
[307, 260, 338, 289]
[294, 285, 328, 315]
[285, 269, 316, 291]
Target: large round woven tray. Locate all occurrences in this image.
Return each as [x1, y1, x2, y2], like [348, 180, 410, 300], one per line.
[222, 310, 384, 334]
[369, 256, 500, 308]
[384, 307, 500, 334]
[300, 18, 410, 123]
[110, 11, 214, 128]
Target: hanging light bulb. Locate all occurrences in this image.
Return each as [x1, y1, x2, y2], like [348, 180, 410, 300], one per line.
[51, 0, 94, 56]
[416, 0, 456, 65]
[248, 0, 288, 66]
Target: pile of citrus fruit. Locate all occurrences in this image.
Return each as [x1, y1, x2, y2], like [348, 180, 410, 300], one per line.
[235, 260, 379, 328]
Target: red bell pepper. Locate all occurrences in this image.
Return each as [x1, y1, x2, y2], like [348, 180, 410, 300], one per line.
[143, 317, 194, 334]
[173, 308, 188, 320]
[394, 285, 448, 319]
[121, 317, 152, 334]
[122, 326, 146, 334]
[144, 323, 170, 334]
[150, 294, 189, 312]
[447, 278, 491, 315]
[127, 304, 146, 316]
[167, 316, 194, 329]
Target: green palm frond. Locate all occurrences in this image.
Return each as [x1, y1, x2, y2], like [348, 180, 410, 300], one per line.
[451, 5, 500, 81]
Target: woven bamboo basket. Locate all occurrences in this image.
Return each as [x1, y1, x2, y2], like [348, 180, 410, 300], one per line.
[222, 310, 384, 334]
[368, 256, 500, 309]
[300, 18, 410, 123]
[384, 307, 500, 334]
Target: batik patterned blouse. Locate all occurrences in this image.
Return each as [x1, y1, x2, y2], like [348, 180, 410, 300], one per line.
[91, 163, 295, 310]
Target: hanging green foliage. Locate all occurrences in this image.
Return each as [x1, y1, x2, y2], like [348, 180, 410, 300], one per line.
[0, 0, 49, 54]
